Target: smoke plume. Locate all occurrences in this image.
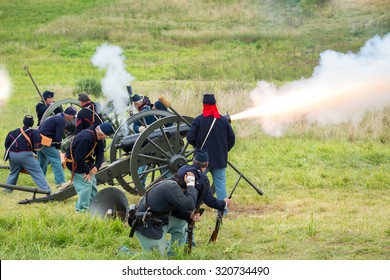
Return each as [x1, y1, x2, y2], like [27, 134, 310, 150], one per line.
[0, 66, 12, 108]
[231, 33, 390, 136]
[91, 44, 134, 122]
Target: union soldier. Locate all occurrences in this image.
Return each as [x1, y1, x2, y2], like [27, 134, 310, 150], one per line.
[3, 115, 51, 193]
[131, 94, 154, 133]
[74, 93, 103, 135]
[129, 173, 198, 255]
[186, 94, 235, 213]
[131, 93, 157, 186]
[169, 150, 231, 253]
[65, 123, 115, 212]
[37, 106, 77, 188]
[36, 90, 63, 126]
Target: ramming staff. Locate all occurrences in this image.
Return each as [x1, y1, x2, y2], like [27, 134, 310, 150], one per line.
[24, 65, 45, 104]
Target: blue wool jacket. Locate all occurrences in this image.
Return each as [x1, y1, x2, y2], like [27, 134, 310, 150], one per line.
[5, 126, 42, 152]
[65, 125, 104, 174]
[36, 101, 63, 125]
[134, 179, 198, 239]
[172, 164, 226, 222]
[186, 115, 235, 168]
[38, 114, 67, 149]
[74, 101, 102, 135]
[133, 105, 155, 133]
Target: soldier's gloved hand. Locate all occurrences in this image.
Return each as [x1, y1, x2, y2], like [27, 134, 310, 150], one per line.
[184, 172, 195, 187]
[139, 126, 146, 133]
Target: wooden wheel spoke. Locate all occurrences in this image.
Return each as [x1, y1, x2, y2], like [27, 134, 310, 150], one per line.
[138, 153, 170, 162]
[159, 126, 174, 154]
[143, 136, 172, 158]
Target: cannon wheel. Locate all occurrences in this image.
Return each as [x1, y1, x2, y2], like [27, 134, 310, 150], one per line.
[109, 110, 174, 194]
[40, 98, 80, 153]
[130, 115, 195, 195]
[41, 98, 80, 121]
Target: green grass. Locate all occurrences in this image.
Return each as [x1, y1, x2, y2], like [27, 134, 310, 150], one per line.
[1, 133, 389, 260]
[0, 0, 390, 260]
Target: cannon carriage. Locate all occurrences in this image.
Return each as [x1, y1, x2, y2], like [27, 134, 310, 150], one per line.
[39, 97, 183, 193]
[2, 96, 263, 208]
[6, 109, 196, 204]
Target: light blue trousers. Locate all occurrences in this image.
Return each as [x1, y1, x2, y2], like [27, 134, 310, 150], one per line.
[206, 167, 227, 200]
[37, 146, 65, 185]
[73, 172, 97, 212]
[167, 215, 188, 257]
[5, 151, 51, 193]
[135, 215, 187, 256]
[135, 224, 168, 256]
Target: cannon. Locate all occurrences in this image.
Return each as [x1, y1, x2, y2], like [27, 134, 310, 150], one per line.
[11, 113, 195, 204]
[3, 98, 263, 205]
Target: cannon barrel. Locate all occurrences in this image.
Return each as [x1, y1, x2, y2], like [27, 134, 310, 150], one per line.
[117, 123, 190, 153]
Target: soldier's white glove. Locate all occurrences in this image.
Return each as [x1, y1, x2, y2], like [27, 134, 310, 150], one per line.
[139, 126, 146, 133]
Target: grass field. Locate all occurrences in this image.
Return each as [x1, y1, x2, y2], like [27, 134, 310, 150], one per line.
[0, 0, 389, 260]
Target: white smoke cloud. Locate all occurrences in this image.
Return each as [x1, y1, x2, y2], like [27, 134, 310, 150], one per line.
[232, 33, 390, 136]
[91, 44, 134, 121]
[0, 66, 12, 107]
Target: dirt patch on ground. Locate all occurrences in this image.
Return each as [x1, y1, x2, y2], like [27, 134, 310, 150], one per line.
[229, 204, 266, 217]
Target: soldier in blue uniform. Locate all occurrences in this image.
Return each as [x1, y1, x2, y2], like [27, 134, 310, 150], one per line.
[168, 150, 231, 253]
[38, 106, 77, 188]
[74, 93, 103, 135]
[131, 93, 157, 186]
[131, 94, 155, 133]
[65, 123, 115, 212]
[36, 90, 63, 126]
[129, 173, 198, 255]
[3, 115, 51, 193]
[186, 94, 235, 212]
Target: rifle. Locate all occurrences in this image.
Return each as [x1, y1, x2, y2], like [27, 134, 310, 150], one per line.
[208, 176, 240, 244]
[24, 65, 45, 104]
[186, 207, 204, 254]
[185, 180, 207, 254]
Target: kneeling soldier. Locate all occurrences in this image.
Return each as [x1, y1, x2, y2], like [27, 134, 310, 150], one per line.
[129, 173, 198, 256]
[169, 149, 231, 253]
